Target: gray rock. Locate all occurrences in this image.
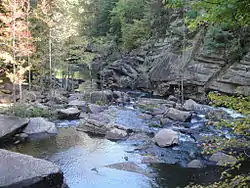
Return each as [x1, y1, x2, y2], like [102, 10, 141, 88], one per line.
[23, 117, 58, 136]
[167, 95, 179, 103]
[0, 149, 63, 188]
[57, 107, 80, 120]
[183, 99, 203, 111]
[68, 100, 87, 112]
[153, 129, 179, 147]
[0, 115, 29, 142]
[88, 113, 111, 124]
[209, 152, 237, 166]
[88, 104, 105, 114]
[105, 128, 128, 141]
[187, 159, 205, 168]
[77, 119, 109, 136]
[142, 155, 161, 164]
[205, 109, 231, 122]
[79, 112, 88, 119]
[90, 90, 113, 104]
[164, 108, 191, 122]
[160, 118, 173, 125]
[105, 162, 152, 177]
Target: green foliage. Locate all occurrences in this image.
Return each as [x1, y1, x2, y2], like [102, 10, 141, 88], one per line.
[6, 103, 54, 119]
[187, 175, 250, 188]
[194, 92, 250, 188]
[121, 19, 150, 50]
[208, 92, 250, 115]
[110, 0, 151, 50]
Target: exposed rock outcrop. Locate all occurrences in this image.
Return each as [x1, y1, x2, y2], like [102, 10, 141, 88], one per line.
[0, 149, 63, 188]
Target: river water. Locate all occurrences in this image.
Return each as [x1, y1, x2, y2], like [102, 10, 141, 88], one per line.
[7, 103, 231, 188]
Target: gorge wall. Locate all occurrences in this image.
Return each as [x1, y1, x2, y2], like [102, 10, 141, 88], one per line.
[92, 12, 250, 102]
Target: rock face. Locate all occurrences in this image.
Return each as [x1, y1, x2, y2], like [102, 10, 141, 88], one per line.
[209, 152, 237, 166]
[23, 117, 58, 137]
[0, 149, 63, 188]
[57, 107, 80, 120]
[94, 21, 250, 98]
[0, 115, 29, 143]
[153, 129, 179, 147]
[164, 108, 191, 122]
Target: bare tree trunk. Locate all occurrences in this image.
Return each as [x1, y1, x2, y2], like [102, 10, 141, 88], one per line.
[12, 0, 16, 105]
[19, 82, 22, 102]
[28, 57, 31, 90]
[66, 62, 69, 90]
[49, 28, 52, 89]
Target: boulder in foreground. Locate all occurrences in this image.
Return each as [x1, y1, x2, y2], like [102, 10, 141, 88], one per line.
[0, 149, 63, 188]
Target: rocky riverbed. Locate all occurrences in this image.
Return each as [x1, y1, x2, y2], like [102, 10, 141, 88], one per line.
[0, 89, 248, 188]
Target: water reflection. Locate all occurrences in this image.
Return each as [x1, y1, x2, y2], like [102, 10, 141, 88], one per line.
[9, 128, 153, 188]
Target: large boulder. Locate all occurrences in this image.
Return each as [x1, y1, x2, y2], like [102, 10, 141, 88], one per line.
[209, 152, 237, 166]
[153, 129, 179, 147]
[164, 108, 191, 122]
[0, 115, 29, 143]
[68, 100, 87, 112]
[23, 117, 58, 137]
[183, 99, 204, 111]
[57, 107, 80, 120]
[0, 149, 63, 188]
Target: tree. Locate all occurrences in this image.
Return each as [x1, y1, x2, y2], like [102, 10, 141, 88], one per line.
[0, 0, 35, 102]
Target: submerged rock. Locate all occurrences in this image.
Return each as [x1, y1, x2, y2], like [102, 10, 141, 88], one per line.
[187, 159, 205, 168]
[153, 129, 179, 147]
[164, 108, 191, 122]
[0, 149, 63, 188]
[0, 115, 29, 143]
[205, 109, 232, 122]
[209, 152, 237, 166]
[23, 117, 58, 137]
[105, 162, 152, 177]
[57, 107, 80, 120]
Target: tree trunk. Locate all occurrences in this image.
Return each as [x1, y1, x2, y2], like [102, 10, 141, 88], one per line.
[19, 83, 22, 102]
[12, 0, 16, 105]
[28, 56, 31, 90]
[49, 28, 52, 89]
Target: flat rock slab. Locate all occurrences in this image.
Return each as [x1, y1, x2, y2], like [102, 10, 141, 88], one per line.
[0, 149, 63, 188]
[0, 115, 29, 143]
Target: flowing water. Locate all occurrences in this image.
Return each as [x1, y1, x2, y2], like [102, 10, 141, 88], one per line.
[7, 103, 236, 188]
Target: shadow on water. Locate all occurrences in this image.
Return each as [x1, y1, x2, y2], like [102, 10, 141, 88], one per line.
[151, 163, 222, 188]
